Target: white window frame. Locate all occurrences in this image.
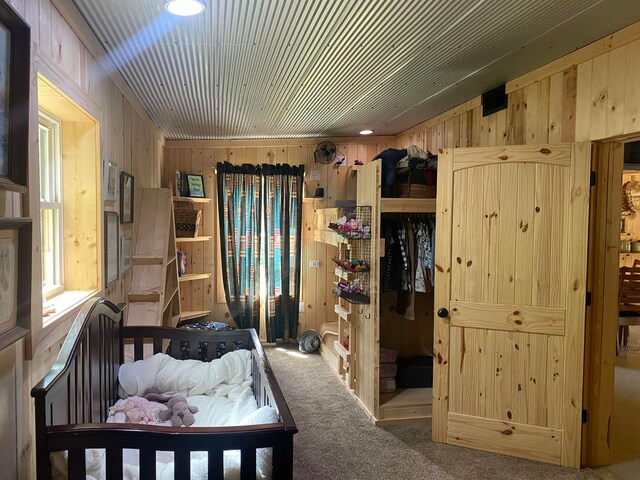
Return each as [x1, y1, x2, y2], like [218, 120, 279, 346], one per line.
[39, 111, 64, 299]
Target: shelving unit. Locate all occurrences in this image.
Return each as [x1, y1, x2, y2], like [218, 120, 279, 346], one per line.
[173, 196, 213, 322]
[314, 161, 437, 425]
[127, 188, 181, 326]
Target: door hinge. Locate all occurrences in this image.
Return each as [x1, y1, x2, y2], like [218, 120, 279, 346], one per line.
[582, 409, 588, 424]
[586, 291, 592, 307]
[590, 171, 597, 187]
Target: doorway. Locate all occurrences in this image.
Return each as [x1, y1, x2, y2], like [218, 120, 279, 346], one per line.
[584, 139, 640, 475]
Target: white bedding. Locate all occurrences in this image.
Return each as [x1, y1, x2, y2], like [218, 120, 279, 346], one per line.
[52, 350, 278, 479]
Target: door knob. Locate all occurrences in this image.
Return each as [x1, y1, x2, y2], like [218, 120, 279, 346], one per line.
[437, 308, 449, 318]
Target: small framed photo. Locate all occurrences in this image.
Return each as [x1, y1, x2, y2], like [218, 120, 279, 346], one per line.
[103, 158, 118, 202]
[104, 211, 119, 286]
[186, 174, 205, 198]
[0, 218, 32, 352]
[120, 234, 132, 274]
[120, 171, 134, 223]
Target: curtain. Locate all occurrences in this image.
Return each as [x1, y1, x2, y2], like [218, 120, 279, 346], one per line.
[262, 164, 304, 342]
[216, 162, 304, 342]
[216, 162, 262, 330]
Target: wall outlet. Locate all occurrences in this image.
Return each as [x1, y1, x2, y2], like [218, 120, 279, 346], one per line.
[299, 301, 305, 312]
[309, 260, 320, 268]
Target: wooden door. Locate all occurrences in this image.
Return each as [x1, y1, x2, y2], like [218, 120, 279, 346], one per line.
[433, 143, 590, 467]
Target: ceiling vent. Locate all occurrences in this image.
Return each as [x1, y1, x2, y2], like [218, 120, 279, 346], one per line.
[482, 84, 508, 117]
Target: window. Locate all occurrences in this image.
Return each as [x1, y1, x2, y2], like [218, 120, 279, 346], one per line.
[39, 112, 64, 298]
[35, 74, 100, 335]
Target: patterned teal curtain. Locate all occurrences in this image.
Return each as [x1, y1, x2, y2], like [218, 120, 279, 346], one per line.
[216, 162, 262, 330]
[262, 164, 304, 342]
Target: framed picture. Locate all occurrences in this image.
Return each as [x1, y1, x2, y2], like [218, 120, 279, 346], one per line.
[186, 174, 205, 197]
[103, 158, 118, 202]
[0, 218, 31, 351]
[120, 171, 134, 223]
[0, 2, 29, 193]
[104, 211, 119, 286]
[120, 234, 132, 274]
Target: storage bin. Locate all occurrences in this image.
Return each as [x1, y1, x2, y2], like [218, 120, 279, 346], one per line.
[396, 355, 433, 388]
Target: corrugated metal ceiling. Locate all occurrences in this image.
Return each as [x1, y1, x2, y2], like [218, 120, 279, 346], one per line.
[71, 0, 640, 140]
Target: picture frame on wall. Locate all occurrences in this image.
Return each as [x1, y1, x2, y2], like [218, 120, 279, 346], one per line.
[120, 233, 132, 274]
[103, 158, 118, 202]
[186, 174, 205, 198]
[104, 211, 119, 286]
[0, 218, 32, 352]
[120, 171, 134, 223]
[0, 2, 30, 193]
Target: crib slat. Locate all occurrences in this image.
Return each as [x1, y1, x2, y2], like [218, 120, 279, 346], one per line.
[207, 449, 224, 480]
[240, 448, 257, 480]
[105, 448, 123, 480]
[175, 449, 191, 478]
[189, 340, 199, 359]
[67, 448, 86, 479]
[134, 337, 144, 360]
[153, 337, 163, 354]
[140, 449, 156, 480]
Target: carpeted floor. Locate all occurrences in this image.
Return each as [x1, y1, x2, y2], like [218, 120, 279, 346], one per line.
[265, 345, 603, 480]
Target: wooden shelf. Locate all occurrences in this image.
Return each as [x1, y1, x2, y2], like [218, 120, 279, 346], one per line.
[377, 387, 433, 424]
[176, 236, 212, 243]
[313, 229, 343, 247]
[173, 196, 211, 204]
[178, 273, 211, 283]
[180, 310, 211, 321]
[334, 340, 350, 361]
[380, 198, 436, 213]
[334, 304, 350, 321]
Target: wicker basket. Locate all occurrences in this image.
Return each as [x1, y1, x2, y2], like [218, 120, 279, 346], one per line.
[396, 183, 437, 198]
[394, 159, 437, 198]
[175, 208, 202, 237]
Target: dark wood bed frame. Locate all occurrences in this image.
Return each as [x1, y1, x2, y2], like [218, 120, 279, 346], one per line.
[31, 298, 297, 479]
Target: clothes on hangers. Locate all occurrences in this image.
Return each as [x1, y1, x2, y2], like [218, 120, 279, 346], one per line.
[381, 214, 436, 296]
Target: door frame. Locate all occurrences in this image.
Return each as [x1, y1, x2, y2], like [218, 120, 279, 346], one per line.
[583, 137, 639, 467]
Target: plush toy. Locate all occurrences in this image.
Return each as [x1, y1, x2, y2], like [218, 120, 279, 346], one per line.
[157, 395, 199, 427]
[109, 397, 160, 424]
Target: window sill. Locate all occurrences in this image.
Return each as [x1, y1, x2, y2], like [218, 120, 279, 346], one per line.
[32, 290, 97, 358]
[43, 290, 97, 327]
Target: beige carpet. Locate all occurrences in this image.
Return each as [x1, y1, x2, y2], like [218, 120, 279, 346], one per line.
[266, 345, 601, 480]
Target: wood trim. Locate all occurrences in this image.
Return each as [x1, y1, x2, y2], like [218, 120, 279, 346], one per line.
[506, 20, 640, 93]
[447, 413, 562, 465]
[452, 144, 572, 171]
[449, 301, 565, 335]
[582, 142, 623, 467]
[432, 148, 454, 443]
[380, 198, 437, 213]
[561, 142, 591, 468]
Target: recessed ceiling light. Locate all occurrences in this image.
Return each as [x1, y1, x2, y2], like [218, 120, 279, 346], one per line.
[359, 129, 373, 135]
[165, 0, 206, 16]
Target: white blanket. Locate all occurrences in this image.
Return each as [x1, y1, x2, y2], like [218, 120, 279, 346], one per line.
[118, 349, 253, 399]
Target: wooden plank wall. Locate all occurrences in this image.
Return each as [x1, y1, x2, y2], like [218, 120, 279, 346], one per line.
[396, 23, 640, 150]
[163, 139, 395, 334]
[0, 0, 164, 478]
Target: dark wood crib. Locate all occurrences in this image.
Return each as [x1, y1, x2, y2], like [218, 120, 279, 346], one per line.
[31, 298, 297, 479]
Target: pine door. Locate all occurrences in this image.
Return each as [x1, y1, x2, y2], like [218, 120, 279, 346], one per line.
[433, 143, 590, 467]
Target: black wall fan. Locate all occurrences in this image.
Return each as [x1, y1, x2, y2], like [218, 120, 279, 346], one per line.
[314, 141, 337, 165]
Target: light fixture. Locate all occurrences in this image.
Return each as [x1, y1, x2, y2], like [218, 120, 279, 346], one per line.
[165, 0, 206, 16]
[359, 129, 373, 135]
